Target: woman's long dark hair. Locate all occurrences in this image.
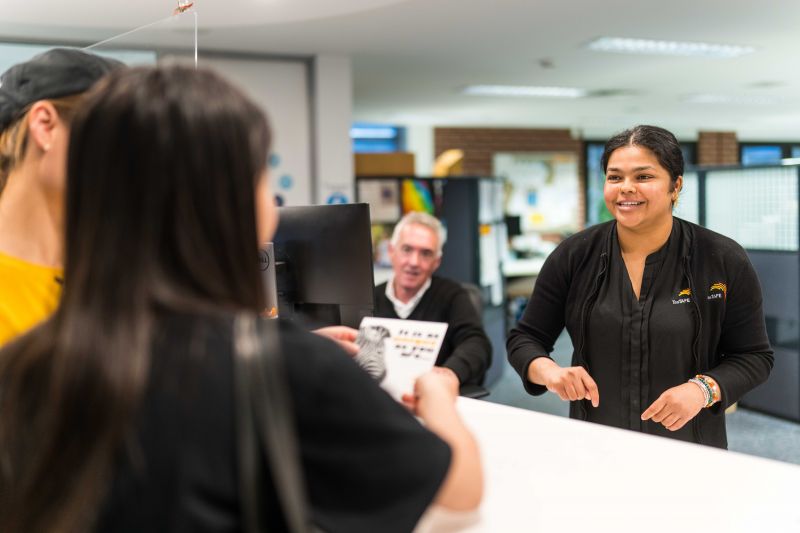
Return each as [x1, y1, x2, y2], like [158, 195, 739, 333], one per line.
[0, 65, 271, 533]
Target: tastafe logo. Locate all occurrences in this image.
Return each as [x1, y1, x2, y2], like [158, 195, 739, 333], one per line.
[708, 282, 727, 301]
[672, 288, 691, 305]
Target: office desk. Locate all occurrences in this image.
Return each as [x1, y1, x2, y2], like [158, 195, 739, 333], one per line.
[502, 257, 546, 278]
[503, 257, 545, 302]
[417, 398, 800, 532]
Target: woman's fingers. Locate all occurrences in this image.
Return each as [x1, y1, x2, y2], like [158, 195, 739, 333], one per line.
[665, 416, 686, 432]
[580, 372, 600, 407]
[565, 381, 580, 401]
[661, 413, 681, 429]
[641, 397, 666, 422]
[548, 367, 599, 406]
[400, 393, 417, 412]
[643, 383, 706, 430]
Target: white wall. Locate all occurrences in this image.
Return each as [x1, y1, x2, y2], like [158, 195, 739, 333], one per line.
[199, 55, 313, 206]
[405, 124, 435, 176]
[154, 52, 356, 206]
[312, 54, 354, 204]
[182, 53, 355, 207]
[4, 46, 361, 208]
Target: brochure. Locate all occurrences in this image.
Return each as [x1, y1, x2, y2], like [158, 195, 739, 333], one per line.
[354, 316, 448, 401]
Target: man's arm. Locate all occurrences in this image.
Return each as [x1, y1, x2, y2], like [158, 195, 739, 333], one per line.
[441, 287, 492, 385]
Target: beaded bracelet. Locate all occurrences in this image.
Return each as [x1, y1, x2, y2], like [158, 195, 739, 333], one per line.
[689, 378, 712, 407]
[696, 374, 721, 406]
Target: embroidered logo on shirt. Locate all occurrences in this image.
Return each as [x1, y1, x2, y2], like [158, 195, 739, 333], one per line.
[708, 282, 727, 301]
[672, 288, 691, 305]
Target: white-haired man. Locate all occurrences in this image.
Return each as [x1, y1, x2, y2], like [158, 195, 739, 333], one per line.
[375, 212, 492, 387]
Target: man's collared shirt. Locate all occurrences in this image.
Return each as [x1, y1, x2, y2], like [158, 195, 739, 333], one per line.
[385, 275, 432, 319]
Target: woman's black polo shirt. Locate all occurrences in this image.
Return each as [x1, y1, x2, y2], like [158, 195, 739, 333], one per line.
[587, 222, 697, 442]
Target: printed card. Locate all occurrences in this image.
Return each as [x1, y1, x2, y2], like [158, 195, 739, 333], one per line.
[354, 317, 448, 401]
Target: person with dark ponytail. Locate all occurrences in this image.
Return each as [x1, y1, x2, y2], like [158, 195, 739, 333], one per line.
[507, 124, 773, 448]
[0, 65, 482, 533]
[0, 48, 122, 346]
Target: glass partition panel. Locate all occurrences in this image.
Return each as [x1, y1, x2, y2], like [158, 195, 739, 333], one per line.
[705, 166, 798, 251]
[585, 142, 610, 226]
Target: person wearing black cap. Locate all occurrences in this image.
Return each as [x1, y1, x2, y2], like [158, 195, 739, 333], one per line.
[0, 48, 122, 346]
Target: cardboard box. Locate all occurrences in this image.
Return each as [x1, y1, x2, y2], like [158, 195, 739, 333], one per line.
[354, 152, 415, 176]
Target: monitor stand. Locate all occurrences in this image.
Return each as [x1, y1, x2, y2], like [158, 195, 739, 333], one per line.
[276, 301, 373, 330]
[339, 305, 373, 329]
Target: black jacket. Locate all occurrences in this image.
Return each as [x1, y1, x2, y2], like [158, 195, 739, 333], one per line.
[507, 218, 774, 448]
[375, 276, 492, 385]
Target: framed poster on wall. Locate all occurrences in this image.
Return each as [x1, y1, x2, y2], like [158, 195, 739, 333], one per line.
[494, 152, 581, 250]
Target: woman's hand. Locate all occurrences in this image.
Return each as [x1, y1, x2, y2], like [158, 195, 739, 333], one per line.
[641, 382, 706, 431]
[529, 358, 599, 407]
[312, 326, 359, 356]
[401, 368, 460, 415]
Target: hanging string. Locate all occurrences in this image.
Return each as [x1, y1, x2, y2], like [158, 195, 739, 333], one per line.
[83, 3, 198, 67]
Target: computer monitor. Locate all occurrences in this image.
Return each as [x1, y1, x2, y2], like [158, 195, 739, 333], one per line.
[269, 203, 375, 328]
[504, 214, 522, 238]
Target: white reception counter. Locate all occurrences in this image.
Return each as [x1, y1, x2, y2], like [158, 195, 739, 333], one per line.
[417, 397, 800, 533]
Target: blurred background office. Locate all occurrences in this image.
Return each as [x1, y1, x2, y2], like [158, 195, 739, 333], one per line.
[2, 0, 799, 464]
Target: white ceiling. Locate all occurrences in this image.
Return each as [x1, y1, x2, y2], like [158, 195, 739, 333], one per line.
[3, 0, 800, 140]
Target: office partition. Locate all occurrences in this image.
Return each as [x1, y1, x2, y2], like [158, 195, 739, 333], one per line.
[694, 164, 800, 421]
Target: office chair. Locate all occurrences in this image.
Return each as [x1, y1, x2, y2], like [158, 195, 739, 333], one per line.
[458, 282, 491, 400]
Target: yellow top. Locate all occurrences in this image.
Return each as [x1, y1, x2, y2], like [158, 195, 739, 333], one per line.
[0, 251, 63, 346]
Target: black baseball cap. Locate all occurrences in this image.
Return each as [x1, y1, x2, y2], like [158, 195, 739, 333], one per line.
[0, 47, 124, 131]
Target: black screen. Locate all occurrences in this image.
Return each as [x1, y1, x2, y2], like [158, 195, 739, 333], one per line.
[504, 214, 522, 238]
[270, 203, 375, 328]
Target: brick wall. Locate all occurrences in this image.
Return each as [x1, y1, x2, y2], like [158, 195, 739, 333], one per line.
[434, 127, 582, 176]
[434, 127, 585, 227]
[697, 131, 739, 166]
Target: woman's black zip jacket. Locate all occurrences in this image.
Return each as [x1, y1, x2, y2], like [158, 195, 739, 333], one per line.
[507, 217, 774, 449]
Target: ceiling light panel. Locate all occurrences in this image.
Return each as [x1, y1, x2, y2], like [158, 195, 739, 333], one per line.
[586, 37, 755, 58]
[685, 93, 781, 105]
[462, 85, 587, 98]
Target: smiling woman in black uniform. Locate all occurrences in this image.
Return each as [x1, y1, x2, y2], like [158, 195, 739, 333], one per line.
[507, 125, 773, 448]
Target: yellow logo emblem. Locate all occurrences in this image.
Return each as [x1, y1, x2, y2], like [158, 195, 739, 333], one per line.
[672, 288, 691, 304]
[709, 282, 727, 300]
